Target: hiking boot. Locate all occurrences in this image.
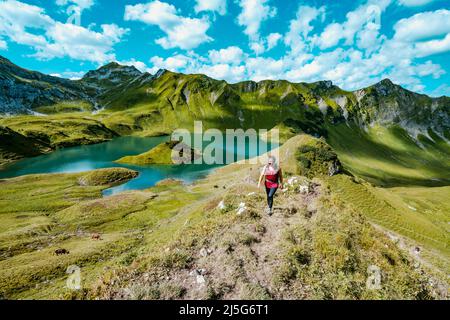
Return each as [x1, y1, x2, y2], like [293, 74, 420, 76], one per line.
[265, 207, 271, 214]
[269, 208, 273, 216]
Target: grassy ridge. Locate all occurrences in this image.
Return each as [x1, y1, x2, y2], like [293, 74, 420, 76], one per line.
[327, 123, 450, 186]
[0, 135, 447, 299]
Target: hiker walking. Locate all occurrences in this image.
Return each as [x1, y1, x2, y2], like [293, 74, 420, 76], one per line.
[258, 156, 283, 215]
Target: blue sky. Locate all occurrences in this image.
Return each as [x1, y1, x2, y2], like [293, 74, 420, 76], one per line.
[0, 0, 449, 96]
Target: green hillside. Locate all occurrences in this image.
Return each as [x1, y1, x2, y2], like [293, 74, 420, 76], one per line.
[0, 57, 449, 300]
[0, 135, 447, 299]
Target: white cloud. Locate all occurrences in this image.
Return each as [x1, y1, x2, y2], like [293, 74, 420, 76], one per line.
[198, 64, 246, 82]
[380, 10, 450, 60]
[414, 33, 450, 57]
[208, 46, 245, 65]
[119, 59, 150, 73]
[56, 0, 94, 10]
[267, 32, 282, 50]
[149, 54, 193, 73]
[195, 0, 227, 15]
[62, 70, 86, 80]
[317, 23, 343, 49]
[397, 0, 436, 7]
[0, 0, 126, 64]
[0, 0, 53, 46]
[249, 41, 265, 55]
[245, 56, 284, 81]
[34, 23, 128, 63]
[237, 0, 277, 42]
[286, 49, 345, 82]
[124, 1, 212, 50]
[316, 0, 390, 51]
[136, 3, 447, 95]
[393, 9, 450, 42]
[284, 5, 325, 54]
[0, 39, 7, 50]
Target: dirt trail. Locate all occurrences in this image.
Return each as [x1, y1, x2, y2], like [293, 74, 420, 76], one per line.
[167, 185, 320, 299]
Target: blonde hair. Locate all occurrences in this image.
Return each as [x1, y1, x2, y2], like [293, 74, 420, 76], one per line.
[266, 155, 279, 172]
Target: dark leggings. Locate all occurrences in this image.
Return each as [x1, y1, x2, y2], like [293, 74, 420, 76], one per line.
[265, 187, 278, 209]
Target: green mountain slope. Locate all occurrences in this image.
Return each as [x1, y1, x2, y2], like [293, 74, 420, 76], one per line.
[0, 135, 447, 299]
[1, 56, 449, 189]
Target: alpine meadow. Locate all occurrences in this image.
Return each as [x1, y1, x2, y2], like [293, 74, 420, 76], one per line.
[0, 0, 449, 302]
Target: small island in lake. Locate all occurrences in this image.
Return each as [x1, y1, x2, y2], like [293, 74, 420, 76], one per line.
[116, 141, 201, 165]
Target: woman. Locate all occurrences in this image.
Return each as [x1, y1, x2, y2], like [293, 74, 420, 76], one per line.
[258, 156, 283, 215]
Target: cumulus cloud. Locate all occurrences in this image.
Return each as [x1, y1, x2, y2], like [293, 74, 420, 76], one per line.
[120, 59, 152, 73]
[237, 0, 277, 46]
[0, 39, 7, 50]
[380, 10, 450, 59]
[393, 9, 450, 42]
[267, 32, 282, 50]
[195, 0, 227, 15]
[198, 64, 246, 82]
[0, 0, 126, 64]
[316, 0, 390, 50]
[245, 56, 284, 81]
[35, 23, 127, 63]
[141, 2, 449, 95]
[284, 5, 325, 54]
[208, 46, 245, 65]
[124, 1, 212, 50]
[149, 54, 193, 73]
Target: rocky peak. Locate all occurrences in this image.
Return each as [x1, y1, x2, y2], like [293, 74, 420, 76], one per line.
[155, 69, 168, 79]
[83, 62, 142, 81]
[372, 78, 399, 96]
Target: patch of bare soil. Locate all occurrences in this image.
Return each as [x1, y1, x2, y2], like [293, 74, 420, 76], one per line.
[134, 183, 323, 300]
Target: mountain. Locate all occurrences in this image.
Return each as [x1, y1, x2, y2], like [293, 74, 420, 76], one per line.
[0, 55, 449, 185]
[0, 56, 449, 300]
[0, 56, 93, 114]
[80, 62, 142, 94]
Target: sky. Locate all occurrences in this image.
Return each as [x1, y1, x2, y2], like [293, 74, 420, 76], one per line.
[0, 0, 449, 96]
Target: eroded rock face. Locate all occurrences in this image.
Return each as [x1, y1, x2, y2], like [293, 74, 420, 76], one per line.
[353, 79, 450, 137]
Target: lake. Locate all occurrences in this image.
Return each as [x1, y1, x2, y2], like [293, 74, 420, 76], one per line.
[0, 135, 276, 196]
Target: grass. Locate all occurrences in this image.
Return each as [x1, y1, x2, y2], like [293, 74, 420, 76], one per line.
[0, 113, 117, 149]
[273, 191, 434, 300]
[327, 175, 450, 275]
[34, 101, 94, 114]
[116, 141, 199, 165]
[326, 123, 450, 186]
[0, 132, 448, 299]
[0, 168, 141, 298]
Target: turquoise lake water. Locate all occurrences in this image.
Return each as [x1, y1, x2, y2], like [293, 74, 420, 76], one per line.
[0, 135, 276, 196]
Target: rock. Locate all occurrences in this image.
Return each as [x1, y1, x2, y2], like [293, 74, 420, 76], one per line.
[190, 269, 207, 285]
[199, 248, 208, 257]
[217, 200, 227, 211]
[299, 185, 309, 194]
[328, 161, 340, 176]
[236, 202, 247, 215]
[196, 275, 206, 285]
[287, 176, 300, 185]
